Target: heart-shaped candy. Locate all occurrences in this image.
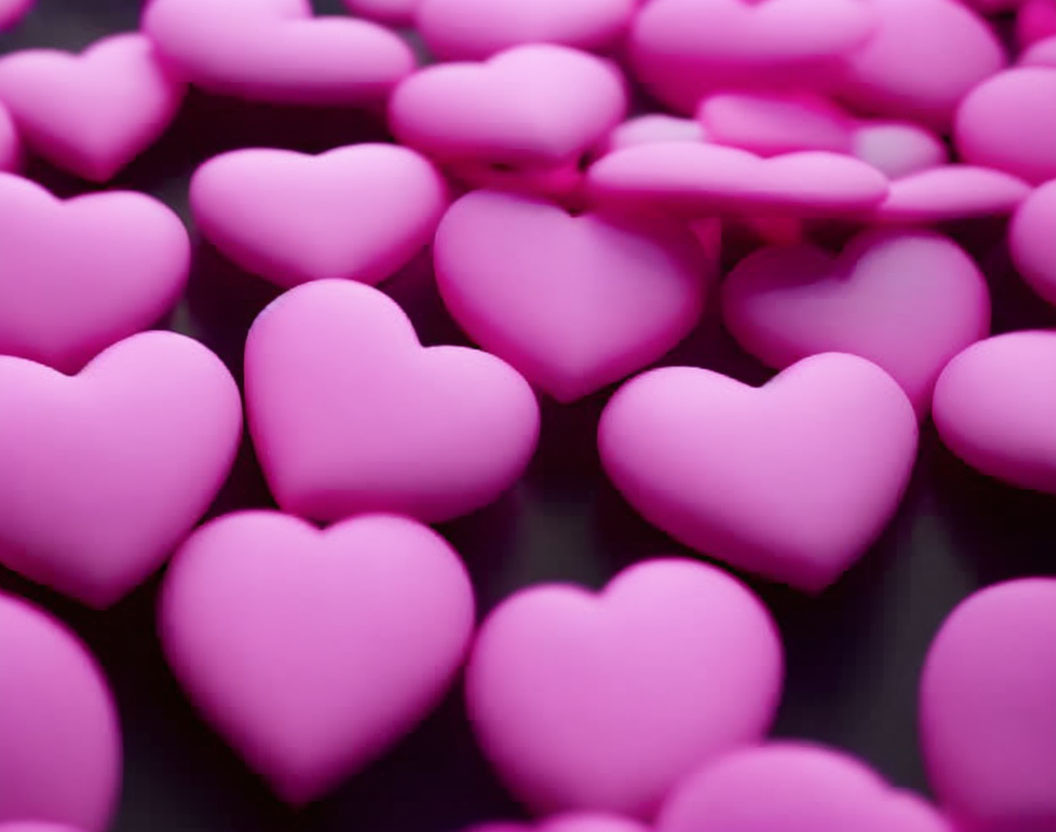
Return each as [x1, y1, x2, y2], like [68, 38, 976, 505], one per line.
[464, 816, 648, 832]
[1010, 179, 1056, 306]
[0, 331, 242, 606]
[852, 123, 948, 180]
[872, 165, 1030, 223]
[0, 0, 32, 30]
[161, 511, 475, 803]
[245, 279, 539, 523]
[1021, 33, 1056, 65]
[433, 189, 710, 402]
[0, 593, 120, 832]
[603, 114, 707, 153]
[0, 33, 185, 182]
[1018, 0, 1056, 47]
[466, 558, 783, 817]
[190, 144, 447, 289]
[599, 353, 918, 591]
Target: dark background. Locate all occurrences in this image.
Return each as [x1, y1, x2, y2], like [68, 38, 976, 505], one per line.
[1, 2, 1053, 830]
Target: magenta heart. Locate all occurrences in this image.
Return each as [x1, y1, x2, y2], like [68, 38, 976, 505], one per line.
[1010, 179, 1056, 307]
[0, 331, 242, 606]
[160, 510, 475, 803]
[873, 166, 1030, 224]
[245, 279, 539, 524]
[433, 189, 710, 402]
[0, 173, 189, 373]
[599, 353, 918, 592]
[466, 558, 783, 818]
[0, 0, 32, 30]
[0, 33, 185, 182]
[722, 229, 991, 415]
[191, 144, 447, 289]
[0, 592, 120, 832]
[464, 816, 648, 832]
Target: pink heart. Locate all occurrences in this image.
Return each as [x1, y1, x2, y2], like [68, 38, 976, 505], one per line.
[722, 229, 991, 415]
[466, 558, 783, 818]
[1011, 180, 1056, 307]
[142, 0, 415, 105]
[190, 144, 447, 289]
[161, 510, 475, 803]
[933, 331, 1056, 494]
[433, 189, 709, 402]
[464, 816, 648, 832]
[1021, 33, 1056, 65]
[603, 114, 707, 153]
[920, 579, 1056, 832]
[872, 165, 1030, 223]
[245, 279, 539, 524]
[0, 173, 189, 373]
[0, 331, 242, 606]
[0, 33, 185, 182]
[599, 353, 918, 591]
[1018, 0, 1056, 47]
[852, 123, 948, 180]
[658, 743, 952, 832]
[389, 43, 626, 168]
[0, 0, 32, 31]
[0, 593, 120, 832]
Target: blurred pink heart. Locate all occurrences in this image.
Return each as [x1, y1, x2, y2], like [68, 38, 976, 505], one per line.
[1017, 0, 1056, 47]
[873, 166, 1030, 223]
[603, 114, 707, 153]
[1021, 33, 1056, 65]
[1010, 179, 1056, 306]
[0, 0, 32, 30]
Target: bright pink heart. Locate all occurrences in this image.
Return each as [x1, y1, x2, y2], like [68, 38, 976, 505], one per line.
[722, 229, 990, 416]
[191, 144, 447, 289]
[466, 558, 783, 818]
[464, 816, 649, 832]
[0, 33, 185, 182]
[0, 173, 189, 373]
[142, 0, 415, 105]
[0, 0, 32, 30]
[245, 279, 539, 524]
[658, 743, 952, 832]
[389, 43, 626, 168]
[933, 331, 1056, 493]
[1010, 179, 1056, 307]
[920, 579, 1056, 832]
[0, 331, 242, 606]
[599, 353, 918, 592]
[0, 593, 120, 832]
[872, 166, 1030, 224]
[161, 511, 475, 804]
[433, 189, 710, 402]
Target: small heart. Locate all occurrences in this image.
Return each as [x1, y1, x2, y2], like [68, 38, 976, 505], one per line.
[1011, 179, 1056, 308]
[0, 592, 120, 832]
[245, 279, 539, 523]
[0, 33, 185, 182]
[464, 816, 648, 832]
[191, 144, 447, 289]
[0, 331, 242, 606]
[599, 353, 918, 591]
[872, 165, 1030, 224]
[161, 511, 475, 804]
[466, 558, 783, 817]
[0, 173, 188, 372]
[852, 122, 948, 180]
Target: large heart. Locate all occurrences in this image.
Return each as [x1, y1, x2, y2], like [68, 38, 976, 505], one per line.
[433, 189, 709, 402]
[160, 511, 475, 804]
[0, 33, 185, 182]
[0, 592, 121, 832]
[245, 279, 539, 524]
[0, 173, 189, 373]
[599, 353, 918, 592]
[721, 229, 991, 415]
[466, 558, 783, 818]
[0, 331, 242, 606]
[190, 144, 447, 289]
[1010, 179, 1056, 307]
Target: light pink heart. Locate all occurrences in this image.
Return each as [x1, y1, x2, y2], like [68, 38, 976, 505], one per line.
[852, 122, 948, 180]
[463, 816, 649, 832]
[1010, 179, 1056, 307]
[872, 165, 1030, 224]
[602, 114, 707, 154]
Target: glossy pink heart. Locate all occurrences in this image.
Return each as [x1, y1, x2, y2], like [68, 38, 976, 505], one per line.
[0, 33, 185, 182]
[191, 144, 447, 289]
[0, 331, 242, 606]
[161, 511, 475, 804]
[466, 558, 783, 818]
[722, 229, 991, 415]
[599, 353, 918, 591]
[1011, 180, 1056, 306]
[0, 592, 120, 832]
[0, 173, 189, 373]
[464, 816, 649, 832]
[0, 0, 32, 30]
[872, 166, 1030, 223]
[245, 279, 539, 524]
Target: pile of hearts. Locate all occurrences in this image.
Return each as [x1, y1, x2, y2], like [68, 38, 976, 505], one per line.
[0, 0, 1055, 831]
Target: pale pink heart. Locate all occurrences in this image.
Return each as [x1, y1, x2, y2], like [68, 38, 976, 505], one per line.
[1021, 33, 1056, 65]
[0, 33, 185, 182]
[1010, 179, 1056, 307]
[0, 593, 120, 832]
[602, 114, 707, 154]
[433, 189, 710, 402]
[599, 353, 918, 592]
[466, 558, 783, 818]
[1017, 0, 1056, 48]
[142, 0, 415, 105]
[920, 579, 1056, 832]
[190, 144, 446, 289]
[161, 511, 475, 804]
[390, 44, 626, 168]
[342, 0, 420, 25]
[245, 279, 539, 524]
[0, 173, 189, 373]
[0, 331, 242, 606]
[851, 123, 948, 179]
[658, 743, 952, 832]
[932, 331, 1056, 493]
[722, 229, 990, 416]
[0, 0, 32, 30]
[463, 815, 649, 832]
[872, 166, 1031, 224]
